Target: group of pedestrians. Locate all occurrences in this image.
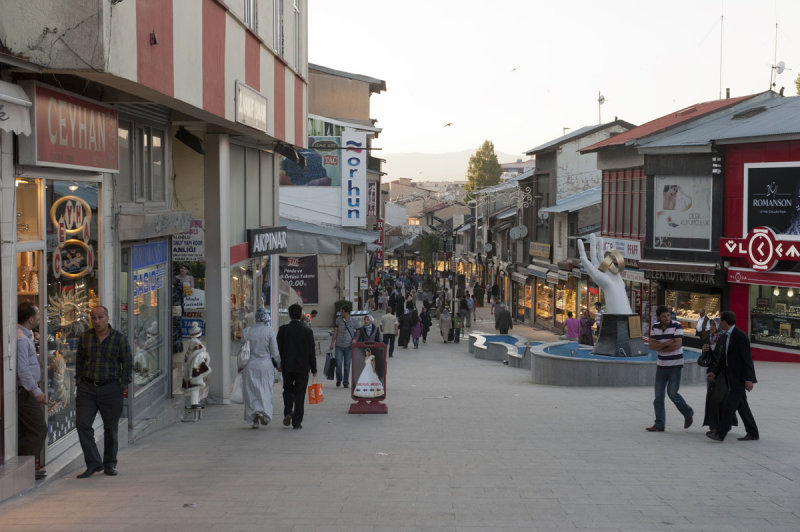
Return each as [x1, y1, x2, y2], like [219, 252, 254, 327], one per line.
[646, 305, 758, 442]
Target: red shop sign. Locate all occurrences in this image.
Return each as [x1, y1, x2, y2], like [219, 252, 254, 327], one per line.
[720, 226, 800, 271]
[20, 83, 118, 172]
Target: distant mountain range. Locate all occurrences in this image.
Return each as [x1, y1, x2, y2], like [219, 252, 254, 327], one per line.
[381, 149, 522, 182]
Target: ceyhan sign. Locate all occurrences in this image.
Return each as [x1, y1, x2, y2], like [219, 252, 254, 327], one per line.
[247, 226, 288, 257]
[20, 82, 118, 172]
[341, 130, 367, 227]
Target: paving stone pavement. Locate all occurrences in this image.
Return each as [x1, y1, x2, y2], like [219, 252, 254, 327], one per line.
[2, 308, 799, 531]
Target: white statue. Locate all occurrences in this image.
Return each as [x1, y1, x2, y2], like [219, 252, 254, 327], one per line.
[183, 322, 212, 406]
[577, 234, 633, 315]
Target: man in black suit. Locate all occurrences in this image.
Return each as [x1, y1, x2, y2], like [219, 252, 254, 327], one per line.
[277, 304, 317, 429]
[706, 310, 759, 442]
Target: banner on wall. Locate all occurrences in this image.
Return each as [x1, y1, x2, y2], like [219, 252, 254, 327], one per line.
[652, 175, 712, 251]
[746, 165, 800, 234]
[279, 136, 341, 186]
[341, 130, 367, 227]
[172, 219, 206, 310]
[280, 255, 319, 304]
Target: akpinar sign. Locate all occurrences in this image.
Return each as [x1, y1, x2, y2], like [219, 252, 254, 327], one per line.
[247, 226, 288, 257]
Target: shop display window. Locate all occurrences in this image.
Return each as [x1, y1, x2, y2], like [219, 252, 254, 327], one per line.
[664, 290, 720, 337]
[535, 280, 553, 321]
[16, 178, 42, 241]
[524, 284, 532, 309]
[45, 181, 99, 444]
[751, 285, 800, 348]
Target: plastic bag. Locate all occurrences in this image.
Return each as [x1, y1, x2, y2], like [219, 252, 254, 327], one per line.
[308, 380, 323, 404]
[237, 340, 251, 369]
[230, 372, 244, 404]
[323, 352, 335, 380]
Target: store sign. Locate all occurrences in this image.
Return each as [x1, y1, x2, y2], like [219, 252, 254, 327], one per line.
[728, 268, 800, 288]
[652, 175, 712, 251]
[621, 269, 648, 284]
[132, 241, 169, 270]
[50, 195, 95, 279]
[745, 164, 800, 234]
[376, 219, 384, 266]
[602, 238, 641, 261]
[546, 271, 559, 284]
[247, 226, 288, 257]
[341, 130, 367, 227]
[21, 82, 118, 172]
[368, 182, 377, 217]
[235, 81, 268, 133]
[280, 255, 319, 303]
[720, 226, 800, 271]
[529, 241, 550, 259]
[644, 270, 718, 285]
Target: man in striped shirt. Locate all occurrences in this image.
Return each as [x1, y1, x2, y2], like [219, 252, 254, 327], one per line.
[646, 305, 694, 432]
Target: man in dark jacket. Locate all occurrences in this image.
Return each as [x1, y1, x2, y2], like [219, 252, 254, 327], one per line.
[277, 304, 317, 429]
[495, 303, 513, 334]
[706, 310, 759, 442]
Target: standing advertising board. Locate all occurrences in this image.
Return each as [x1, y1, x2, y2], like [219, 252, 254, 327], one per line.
[349, 341, 388, 414]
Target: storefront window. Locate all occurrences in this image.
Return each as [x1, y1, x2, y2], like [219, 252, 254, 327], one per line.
[751, 285, 800, 348]
[127, 241, 169, 395]
[45, 181, 100, 444]
[16, 178, 42, 241]
[664, 290, 720, 338]
[555, 279, 576, 327]
[535, 280, 553, 322]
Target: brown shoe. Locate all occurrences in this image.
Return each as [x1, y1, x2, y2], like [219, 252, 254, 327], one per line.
[645, 425, 664, 432]
[684, 416, 693, 429]
[737, 434, 759, 441]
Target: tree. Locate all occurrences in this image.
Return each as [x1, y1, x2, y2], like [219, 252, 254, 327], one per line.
[465, 140, 502, 198]
[417, 232, 443, 277]
[796, 72, 800, 95]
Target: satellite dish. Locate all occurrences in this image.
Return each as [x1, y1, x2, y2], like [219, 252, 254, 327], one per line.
[776, 61, 786, 74]
[598, 94, 606, 105]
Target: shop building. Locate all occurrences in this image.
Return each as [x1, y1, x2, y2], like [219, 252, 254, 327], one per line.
[634, 91, 779, 348]
[1, 0, 308, 489]
[578, 94, 760, 334]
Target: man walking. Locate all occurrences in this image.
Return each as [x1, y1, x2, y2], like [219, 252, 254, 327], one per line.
[17, 302, 47, 480]
[646, 305, 693, 432]
[75, 306, 132, 478]
[329, 306, 355, 388]
[277, 304, 317, 430]
[495, 303, 513, 334]
[380, 307, 398, 358]
[706, 311, 759, 442]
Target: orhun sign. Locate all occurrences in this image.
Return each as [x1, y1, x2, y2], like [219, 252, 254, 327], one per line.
[21, 82, 118, 172]
[720, 226, 800, 271]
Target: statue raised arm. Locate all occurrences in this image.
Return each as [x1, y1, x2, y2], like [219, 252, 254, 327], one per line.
[577, 234, 632, 315]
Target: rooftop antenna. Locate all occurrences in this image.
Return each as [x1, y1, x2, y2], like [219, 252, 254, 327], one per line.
[769, 22, 791, 90]
[719, 7, 723, 99]
[597, 92, 606, 124]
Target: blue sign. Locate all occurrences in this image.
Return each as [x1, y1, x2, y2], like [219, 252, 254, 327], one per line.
[132, 240, 169, 270]
[181, 318, 205, 338]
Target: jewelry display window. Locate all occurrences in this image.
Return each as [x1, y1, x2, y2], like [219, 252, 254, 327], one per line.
[751, 285, 800, 348]
[664, 290, 720, 338]
[16, 178, 43, 242]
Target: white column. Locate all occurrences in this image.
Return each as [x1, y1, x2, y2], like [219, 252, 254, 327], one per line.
[1, 130, 18, 460]
[204, 134, 231, 401]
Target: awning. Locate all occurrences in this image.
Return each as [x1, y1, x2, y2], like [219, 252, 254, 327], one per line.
[638, 260, 717, 274]
[281, 217, 378, 254]
[540, 187, 600, 214]
[511, 272, 528, 283]
[490, 221, 513, 233]
[526, 264, 548, 278]
[496, 208, 517, 220]
[0, 80, 32, 135]
[457, 223, 472, 232]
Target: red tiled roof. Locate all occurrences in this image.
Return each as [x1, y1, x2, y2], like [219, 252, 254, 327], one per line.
[580, 94, 760, 153]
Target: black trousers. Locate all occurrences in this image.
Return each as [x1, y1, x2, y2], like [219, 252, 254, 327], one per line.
[76, 381, 124, 469]
[17, 387, 47, 457]
[283, 371, 309, 428]
[718, 377, 759, 439]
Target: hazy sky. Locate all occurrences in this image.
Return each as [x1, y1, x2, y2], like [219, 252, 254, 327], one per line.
[308, 0, 800, 158]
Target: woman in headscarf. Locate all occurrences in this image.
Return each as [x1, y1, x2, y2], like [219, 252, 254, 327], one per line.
[355, 315, 382, 343]
[702, 317, 738, 433]
[241, 307, 281, 429]
[397, 300, 417, 349]
[439, 306, 452, 343]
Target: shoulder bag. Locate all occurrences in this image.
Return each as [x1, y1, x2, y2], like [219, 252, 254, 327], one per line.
[237, 339, 251, 369]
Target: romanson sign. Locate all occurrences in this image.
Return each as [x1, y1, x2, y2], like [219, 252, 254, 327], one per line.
[247, 226, 288, 257]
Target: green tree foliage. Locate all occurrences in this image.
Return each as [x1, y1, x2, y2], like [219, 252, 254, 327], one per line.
[417, 232, 443, 276]
[796, 72, 800, 95]
[465, 140, 502, 198]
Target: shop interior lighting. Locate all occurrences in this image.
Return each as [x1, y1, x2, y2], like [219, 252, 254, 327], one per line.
[789, 288, 795, 298]
[774, 287, 780, 296]
[15, 178, 28, 186]
[68, 185, 79, 191]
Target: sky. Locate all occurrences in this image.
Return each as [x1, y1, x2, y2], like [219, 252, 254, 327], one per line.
[308, 0, 800, 160]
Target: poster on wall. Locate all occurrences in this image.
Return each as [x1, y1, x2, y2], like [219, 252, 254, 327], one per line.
[279, 136, 341, 186]
[652, 175, 712, 251]
[172, 219, 206, 310]
[746, 165, 800, 234]
[279, 255, 319, 304]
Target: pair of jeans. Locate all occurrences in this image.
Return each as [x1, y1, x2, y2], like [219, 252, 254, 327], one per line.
[453, 328, 461, 343]
[653, 366, 693, 429]
[335, 345, 352, 386]
[412, 337, 419, 348]
[383, 334, 395, 357]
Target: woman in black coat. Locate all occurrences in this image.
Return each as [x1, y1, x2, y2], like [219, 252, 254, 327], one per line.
[397, 301, 417, 348]
[702, 319, 737, 432]
[420, 306, 432, 343]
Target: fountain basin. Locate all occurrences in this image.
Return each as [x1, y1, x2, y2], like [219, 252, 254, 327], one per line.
[531, 341, 705, 386]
